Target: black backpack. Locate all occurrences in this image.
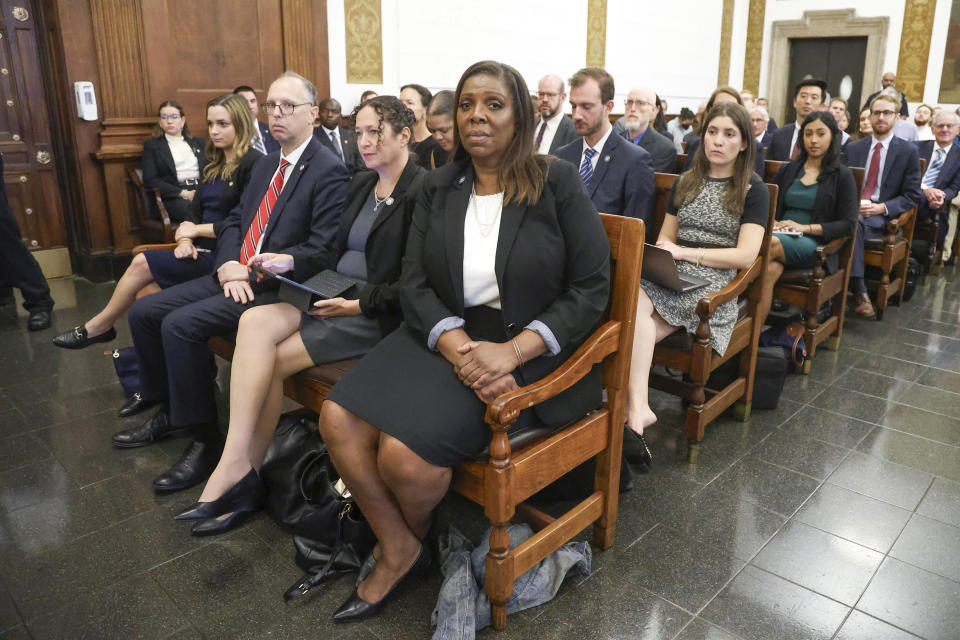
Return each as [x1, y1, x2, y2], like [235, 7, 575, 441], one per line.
[891, 257, 922, 304]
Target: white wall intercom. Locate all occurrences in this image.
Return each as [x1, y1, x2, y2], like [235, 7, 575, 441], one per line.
[74, 81, 98, 121]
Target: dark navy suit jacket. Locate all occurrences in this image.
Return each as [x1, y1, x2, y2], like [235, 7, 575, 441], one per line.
[914, 138, 960, 222]
[215, 137, 350, 270]
[257, 121, 280, 154]
[844, 135, 922, 224]
[554, 131, 655, 226]
[623, 127, 677, 173]
[767, 123, 798, 161]
[547, 115, 579, 154]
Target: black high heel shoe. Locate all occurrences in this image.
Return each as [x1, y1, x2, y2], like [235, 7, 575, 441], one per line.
[624, 424, 653, 473]
[174, 468, 265, 521]
[190, 509, 258, 537]
[332, 542, 431, 623]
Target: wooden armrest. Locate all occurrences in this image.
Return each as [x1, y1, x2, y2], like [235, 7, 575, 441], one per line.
[484, 321, 620, 428]
[885, 208, 915, 234]
[817, 237, 847, 256]
[132, 243, 178, 254]
[696, 258, 760, 318]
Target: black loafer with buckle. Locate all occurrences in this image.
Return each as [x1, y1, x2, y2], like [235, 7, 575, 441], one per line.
[52, 325, 116, 349]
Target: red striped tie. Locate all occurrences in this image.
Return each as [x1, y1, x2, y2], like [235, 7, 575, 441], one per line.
[240, 158, 290, 264]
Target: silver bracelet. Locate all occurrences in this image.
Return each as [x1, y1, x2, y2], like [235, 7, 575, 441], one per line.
[512, 339, 524, 367]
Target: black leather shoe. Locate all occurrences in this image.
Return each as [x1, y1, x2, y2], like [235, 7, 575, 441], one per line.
[117, 393, 158, 418]
[152, 440, 221, 493]
[52, 325, 116, 349]
[175, 468, 265, 521]
[332, 543, 431, 623]
[624, 425, 653, 473]
[111, 410, 192, 448]
[190, 509, 258, 537]
[27, 310, 51, 331]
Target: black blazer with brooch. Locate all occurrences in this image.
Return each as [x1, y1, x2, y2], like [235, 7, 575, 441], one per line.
[772, 161, 859, 273]
[215, 137, 350, 271]
[292, 158, 426, 336]
[141, 135, 206, 200]
[400, 157, 611, 428]
[184, 149, 264, 241]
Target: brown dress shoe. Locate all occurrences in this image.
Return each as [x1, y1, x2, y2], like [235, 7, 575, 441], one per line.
[853, 293, 876, 318]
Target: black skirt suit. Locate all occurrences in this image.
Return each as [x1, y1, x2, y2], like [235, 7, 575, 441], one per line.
[326, 157, 611, 467]
[289, 158, 426, 363]
[143, 149, 263, 288]
[141, 135, 206, 223]
[772, 162, 858, 273]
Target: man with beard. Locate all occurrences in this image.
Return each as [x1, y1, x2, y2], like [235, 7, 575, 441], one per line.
[914, 104, 935, 141]
[844, 93, 922, 317]
[555, 67, 655, 229]
[534, 74, 578, 154]
[618, 86, 677, 172]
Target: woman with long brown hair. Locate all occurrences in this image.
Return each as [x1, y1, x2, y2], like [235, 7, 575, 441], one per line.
[316, 60, 610, 623]
[627, 102, 770, 463]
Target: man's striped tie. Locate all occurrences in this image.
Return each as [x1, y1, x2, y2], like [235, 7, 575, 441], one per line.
[580, 147, 597, 189]
[240, 158, 290, 264]
[923, 147, 945, 189]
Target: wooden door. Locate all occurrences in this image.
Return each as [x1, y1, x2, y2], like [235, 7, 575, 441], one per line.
[786, 37, 867, 130]
[0, 0, 66, 260]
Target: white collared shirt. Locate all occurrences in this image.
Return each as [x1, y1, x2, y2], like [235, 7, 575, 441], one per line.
[165, 133, 200, 182]
[253, 134, 311, 254]
[535, 110, 566, 154]
[864, 134, 894, 202]
[789, 122, 801, 157]
[580, 125, 613, 173]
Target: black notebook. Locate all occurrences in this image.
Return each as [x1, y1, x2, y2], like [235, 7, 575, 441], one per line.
[254, 267, 362, 311]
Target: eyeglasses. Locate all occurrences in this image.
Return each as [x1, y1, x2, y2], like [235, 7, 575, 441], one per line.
[159, 114, 181, 120]
[872, 110, 896, 118]
[624, 99, 653, 109]
[261, 102, 313, 115]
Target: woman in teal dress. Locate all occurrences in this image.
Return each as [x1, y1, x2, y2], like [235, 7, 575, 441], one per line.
[759, 111, 858, 320]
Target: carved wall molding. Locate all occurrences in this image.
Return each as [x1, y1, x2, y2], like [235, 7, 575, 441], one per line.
[718, 0, 734, 86]
[586, 0, 607, 67]
[742, 0, 765, 93]
[767, 9, 888, 126]
[282, 0, 315, 80]
[89, 0, 150, 119]
[897, 0, 937, 101]
[344, 0, 382, 83]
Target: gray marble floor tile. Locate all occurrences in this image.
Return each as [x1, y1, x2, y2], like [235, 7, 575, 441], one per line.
[750, 428, 849, 480]
[795, 483, 911, 553]
[777, 405, 875, 449]
[833, 369, 913, 400]
[916, 477, 960, 528]
[857, 427, 960, 482]
[673, 617, 745, 640]
[827, 450, 934, 509]
[858, 557, 960, 640]
[705, 456, 821, 517]
[889, 514, 960, 583]
[834, 610, 921, 640]
[809, 386, 892, 424]
[892, 382, 960, 417]
[879, 403, 960, 446]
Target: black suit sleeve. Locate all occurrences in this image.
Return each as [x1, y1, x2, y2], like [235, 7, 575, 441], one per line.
[883, 145, 922, 217]
[141, 139, 182, 200]
[279, 164, 351, 268]
[941, 156, 960, 205]
[623, 148, 655, 224]
[399, 179, 460, 341]
[534, 161, 611, 348]
[821, 168, 858, 242]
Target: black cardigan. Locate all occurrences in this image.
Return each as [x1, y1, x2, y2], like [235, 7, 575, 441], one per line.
[773, 161, 858, 273]
[184, 149, 264, 238]
[141, 135, 206, 200]
[293, 157, 426, 336]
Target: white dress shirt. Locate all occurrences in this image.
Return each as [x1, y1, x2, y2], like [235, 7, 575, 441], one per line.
[535, 111, 566, 155]
[788, 122, 801, 157]
[580, 125, 613, 173]
[462, 191, 504, 309]
[165, 134, 200, 182]
[864, 134, 893, 203]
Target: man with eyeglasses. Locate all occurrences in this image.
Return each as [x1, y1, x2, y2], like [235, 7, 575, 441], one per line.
[614, 86, 677, 173]
[915, 110, 960, 252]
[843, 93, 922, 318]
[117, 71, 351, 492]
[768, 78, 828, 161]
[534, 75, 577, 155]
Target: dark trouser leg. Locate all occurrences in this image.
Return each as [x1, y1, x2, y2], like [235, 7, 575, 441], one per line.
[849, 218, 868, 295]
[0, 203, 53, 313]
[128, 275, 223, 407]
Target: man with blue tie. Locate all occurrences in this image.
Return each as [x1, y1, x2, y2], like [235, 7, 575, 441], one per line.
[844, 94, 922, 317]
[916, 110, 960, 250]
[233, 85, 279, 154]
[554, 67, 655, 229]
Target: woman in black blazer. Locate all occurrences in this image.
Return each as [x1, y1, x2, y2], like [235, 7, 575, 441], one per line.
[52, 94, 262, 356]
[316, 61, 610, 622]
[173, 96, 427, 536]
[141, 100, 206, 223]
[761, 111, 857, 319]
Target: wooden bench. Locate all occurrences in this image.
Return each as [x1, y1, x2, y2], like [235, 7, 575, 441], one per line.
[209, 213, 646, 630]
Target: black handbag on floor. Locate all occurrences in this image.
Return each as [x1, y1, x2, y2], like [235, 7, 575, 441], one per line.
[258, 409, 324, 528]
[283, 450, 376, 603]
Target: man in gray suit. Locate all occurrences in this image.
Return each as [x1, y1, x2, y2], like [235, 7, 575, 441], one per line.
[619, 86, 678, 173]
[534, 74, 578, 154]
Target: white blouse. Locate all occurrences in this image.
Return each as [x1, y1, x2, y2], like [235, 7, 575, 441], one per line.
[165, 133, 200, 183]
[462, 190, 504, 309]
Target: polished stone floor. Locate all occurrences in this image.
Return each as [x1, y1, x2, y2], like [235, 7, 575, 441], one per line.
[1, 269, 959, 640]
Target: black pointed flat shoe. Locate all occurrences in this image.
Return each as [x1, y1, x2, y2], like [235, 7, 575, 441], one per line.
[190, 509, 258, 537]
[332, 542, 431, 623]
[174, 468, 264, 521]
[117, 392, 158, 418]
[52, 325, 116, 349]
[624, 425, 653, 473]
